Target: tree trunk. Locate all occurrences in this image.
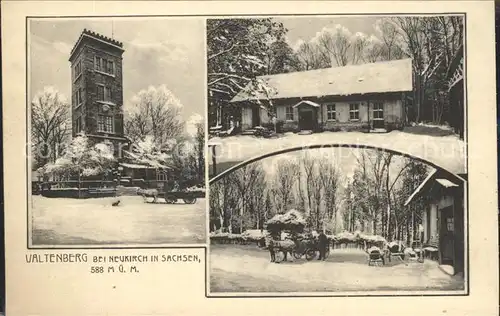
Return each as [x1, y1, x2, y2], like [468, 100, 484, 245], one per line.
[212, 146, 217, 176]
[386, 205, 391, 238]
[381, 206, 386, 236]
[405, 219, 410, 242]
[348, 207, 352, 232]
[78, 171, 81, 199]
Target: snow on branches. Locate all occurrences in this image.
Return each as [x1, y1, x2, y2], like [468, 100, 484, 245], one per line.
[41, 133, 116, 177]
[31, 86, 71, 168]
[126, 135, 172, 169]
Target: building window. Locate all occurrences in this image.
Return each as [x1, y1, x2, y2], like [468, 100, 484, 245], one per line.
[446, 218, 454, 231]
[105, 86, 112, 101]
[95, 57, 102, 71]
[95, 56, 114, 76]
[373, 102, 384, 120]
[74, 88, 83, 107]
[74, 60, 82, 80]
[349, 103, 359, 121]
[97, 85, 112, 102]
[97, 85, 104, 101]
[285, 106, 294, 121]
[98, 115, 114, 133]
[326, 104, 336, 121]
[74, 116, 82, 134]
[157, 171, 167, 181]
[107, 60, 114, 75]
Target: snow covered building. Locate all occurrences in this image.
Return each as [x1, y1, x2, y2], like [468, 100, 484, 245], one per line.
[69, 29, 130, 156]
[230, 59, 412, 133]
[404, 168, 466, 276]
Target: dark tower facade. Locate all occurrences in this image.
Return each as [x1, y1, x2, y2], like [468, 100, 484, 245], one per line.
[69, 29, 129, 156]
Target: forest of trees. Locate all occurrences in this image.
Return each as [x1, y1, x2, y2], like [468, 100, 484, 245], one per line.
[207, 16, 464, 127]
[209, 149, 430, 243]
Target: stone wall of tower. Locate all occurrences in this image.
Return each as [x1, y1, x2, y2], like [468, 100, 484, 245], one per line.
[71, 48, 87, 137]
[81, 44, 124, 137]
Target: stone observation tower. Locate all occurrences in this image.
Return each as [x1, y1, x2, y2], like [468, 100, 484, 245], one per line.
[68, 29, 129, 156]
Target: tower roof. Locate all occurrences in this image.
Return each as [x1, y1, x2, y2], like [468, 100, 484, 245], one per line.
[69, 28, 124, 61]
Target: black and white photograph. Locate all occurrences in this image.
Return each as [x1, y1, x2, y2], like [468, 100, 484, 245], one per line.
[29, 18, 207, 247]
[3, 1, 498, 315]
[207, 15, 467, 295]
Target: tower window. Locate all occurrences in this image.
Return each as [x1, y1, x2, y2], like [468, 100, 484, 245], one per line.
[95, 56, 115, 76]
[97, 85, 104, 100]
[95, 57, 102, 71]
[98, 115, 114, 133]
[107, 60, 114, 75]
[74, 88, 82, 107]
[97, 85, 112, 102]
[74, 116, 82, 134]
[74, 60, 82, 80]
[105, 86, 112, 101]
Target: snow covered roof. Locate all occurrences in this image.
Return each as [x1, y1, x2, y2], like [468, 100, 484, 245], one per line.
[120, 162, 167, 170]
[404, 169, 437, 206]
[435, 178, 459, 188]
[293, 100, 321, 108]
[231, 58, 413, 102]
[404, 169, 464, 206]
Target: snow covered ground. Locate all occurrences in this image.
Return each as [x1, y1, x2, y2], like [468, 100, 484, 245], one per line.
[209, 130, 466, 175]
[210, 245, 465, 293]
[31, 195, 206, 246]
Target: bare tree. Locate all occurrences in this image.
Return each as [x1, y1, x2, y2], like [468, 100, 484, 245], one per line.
[297, 154, 326, 231]
[272, 159, 300, 213]
[125, 85, 185, 145]
[390, 17, 444, 122]
[363, 35, 384, 63]
[170, 118, 205, 184]
[317, 26, 352, 67]
[232, 163, 266, 233]
[209, 173, 239, 232]
[317, 159, 341, 231]
[374, 19, 405, 61]
[248, 166, 267, 229]
[294, 41, 330, 70]
[351, 33, 369, 65]
[31, 87, 71, 170]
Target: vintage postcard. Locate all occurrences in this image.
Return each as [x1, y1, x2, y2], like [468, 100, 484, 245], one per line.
[3, 1, 499, 316]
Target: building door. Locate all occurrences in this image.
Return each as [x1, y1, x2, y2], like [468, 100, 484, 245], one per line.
[298, 109, 314, 131]
[439, 206, 455, 266]
[252, 107, 260, 127]
[372, 102, 385, 129]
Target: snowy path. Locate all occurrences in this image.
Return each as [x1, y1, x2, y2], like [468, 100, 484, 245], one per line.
[209, 131, 466, 175]
[210, 245, 464, 293]
[31, 195, 206, 245]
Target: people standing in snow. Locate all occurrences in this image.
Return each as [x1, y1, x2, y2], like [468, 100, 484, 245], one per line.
[317, 231, 329, 261]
